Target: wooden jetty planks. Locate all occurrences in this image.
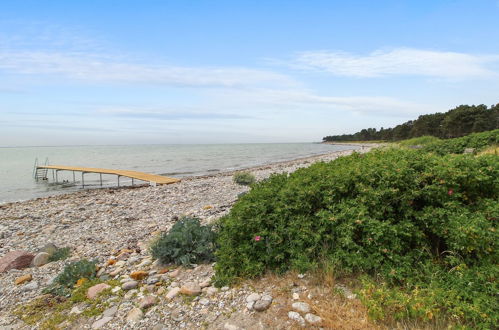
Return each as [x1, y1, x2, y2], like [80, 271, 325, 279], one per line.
[37, 165, 180, 184]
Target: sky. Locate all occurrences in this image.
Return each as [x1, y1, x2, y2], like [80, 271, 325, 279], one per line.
[1, 0, 499, 146]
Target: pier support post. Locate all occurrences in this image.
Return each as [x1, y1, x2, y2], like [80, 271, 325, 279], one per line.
[55, 170, 59, 183]
[73, 171, 76, 183]
[117, 175, 120, 187]
[100, 173, 103, 187]
[82, 172, 85, 188]
[132, 178, 134, 186]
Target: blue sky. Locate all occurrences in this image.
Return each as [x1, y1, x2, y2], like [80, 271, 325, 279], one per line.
[1, 0, 498, 146]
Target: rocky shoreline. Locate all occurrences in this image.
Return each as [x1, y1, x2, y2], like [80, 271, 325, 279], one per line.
[0, 146, 376, 329]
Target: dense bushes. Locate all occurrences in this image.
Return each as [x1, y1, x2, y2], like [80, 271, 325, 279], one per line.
[150, 216, 216, 266]
[214, 148, 498, 327]
[233, 171, 256, 186]
[44, 259, 97, 296]
[48, 247, 71, 262]
[398, 135, 441, 147]
[423, 129, 499, 155]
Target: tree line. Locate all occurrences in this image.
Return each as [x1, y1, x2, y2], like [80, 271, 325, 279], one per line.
[322, 104, 499, 142]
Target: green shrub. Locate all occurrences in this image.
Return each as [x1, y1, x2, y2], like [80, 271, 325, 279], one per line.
[214, 148, 498, 328]
[48, 247, 71, 262]
[233, 171, 256, 186]
[423, 129, 499, 155]
[43, 259, 97, 296]
[150, 216, 216, 266]
[398, 135, 441, 147]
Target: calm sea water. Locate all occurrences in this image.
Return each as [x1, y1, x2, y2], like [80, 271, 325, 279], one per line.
[0, 143, 355, 204]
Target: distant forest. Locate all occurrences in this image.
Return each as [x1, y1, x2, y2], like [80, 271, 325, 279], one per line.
[323, 104, 499, 142]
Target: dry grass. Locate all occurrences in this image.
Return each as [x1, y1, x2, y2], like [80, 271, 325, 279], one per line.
[477, 145, 499, 156]
[244, 270, 378, 329]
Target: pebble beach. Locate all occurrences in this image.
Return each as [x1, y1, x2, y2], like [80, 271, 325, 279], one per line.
[0, 146, 375, 329]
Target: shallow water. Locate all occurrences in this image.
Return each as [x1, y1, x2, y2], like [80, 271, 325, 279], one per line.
[0, 143, 355, 204]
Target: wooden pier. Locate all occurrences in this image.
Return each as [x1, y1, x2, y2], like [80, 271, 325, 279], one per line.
[34, 164, 180, 187]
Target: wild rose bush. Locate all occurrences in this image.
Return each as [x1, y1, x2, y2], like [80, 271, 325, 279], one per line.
[423, 129, 498, 155]
[215, 148, 498, 327]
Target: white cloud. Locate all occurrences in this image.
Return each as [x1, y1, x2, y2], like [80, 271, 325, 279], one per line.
[291, 48, 499, 79]
[209, 88, 434, 116]
[0, 50, 296, 88]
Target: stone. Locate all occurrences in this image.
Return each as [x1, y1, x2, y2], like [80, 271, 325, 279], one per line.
[139, 295, 157, 309]
[180, 282, 201, 296]
[103, 306, 118, 317]
[335, 284, 357, 300]
[464, 148, 475, 154]
[39, 243, 58, 255]
[206, 287, 218, 296]
[292, 301, 311, 313]
[42, 225, 57, 235]
[96, 267, 106, 277]
[33, 252, 50, 267]
[246, 301, 255, 310]
[122, 281, 139, 290]
[288, 311, 306, 326]
[151, 324, 167, 330]
[157, 287, 166, 295]
[124, 289, 138, 300]
[15, 274, 32, 285]
[224, 323, 241, 330]
[292, 292, 300, 300]
[169, 269, 180, 278]
[165, 287, 181, 300]
[146, 276, 160, 285]
[0, 251, 34, 273]
[253, 299, 272, 311]
[126, 307, 143, 323]
[130, 270, 148, 280]
[87, 283, 111, 299]
[246, 293, 261, 303]
[220, 286, 230, 292]
[170, 310, 184, 322]
[304, 313, 322, 325]
[108, 267, 123, 276]
[21, 281, 39, 292]
[116, 252, 130, 261]
[138, 259, 152, 268]
[199, 298, 210, 306]
[199, 280, 211, 288]
[92, 316, 113, 329]
[70, 306, 83, 314]
[100, 274, 111, 281]
[115, 260, 126, 267]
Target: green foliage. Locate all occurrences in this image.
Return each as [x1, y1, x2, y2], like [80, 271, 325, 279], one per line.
[398, 135, 441, 147]
[423, 129, 499, 155]
[48, 247, 71, 262]
[233, 171, 256, 186]
[43, 259, 97, 296]
[150, 216, 217, 266]
[323, 103, 499, 142]
[360, 261, 499, 329]
[214, 148, 498, 328]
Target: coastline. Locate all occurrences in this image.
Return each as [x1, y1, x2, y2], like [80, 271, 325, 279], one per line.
[0, 145, 377, 328]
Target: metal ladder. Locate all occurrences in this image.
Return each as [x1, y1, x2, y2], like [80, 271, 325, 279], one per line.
[33, 157, 49, 181]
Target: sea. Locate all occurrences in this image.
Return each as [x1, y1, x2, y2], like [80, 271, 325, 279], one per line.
[0, 143, 356, 204]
